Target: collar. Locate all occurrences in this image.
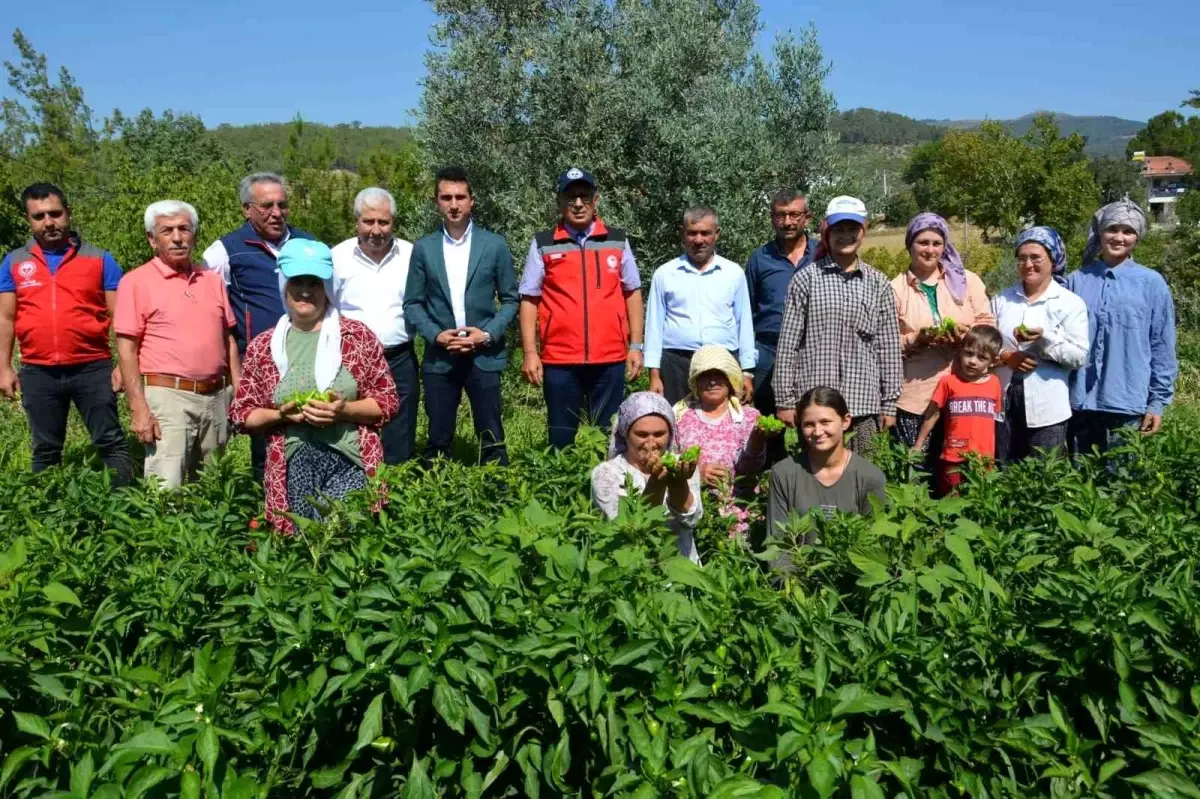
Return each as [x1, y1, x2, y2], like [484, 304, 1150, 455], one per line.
[678, 254, 722, 273]
[354, 236, 401, 264]
[768, 235, 812, 264]
[553, 217, 608, 243]
[443, 221, 473, 247]
[243, 221, 290, 249]
[150, 256, 196, 279]
[1016, 279, 1064, 303]
[816, 255, 863, 276]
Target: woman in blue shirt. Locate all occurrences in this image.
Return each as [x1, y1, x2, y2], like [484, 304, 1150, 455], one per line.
[1066, 199, 1177, 455]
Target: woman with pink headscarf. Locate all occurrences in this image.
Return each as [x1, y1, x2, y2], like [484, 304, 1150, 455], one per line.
[890, 213, 994, 455]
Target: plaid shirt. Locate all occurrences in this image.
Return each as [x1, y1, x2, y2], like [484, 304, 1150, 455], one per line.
[771, 256, 903, 417]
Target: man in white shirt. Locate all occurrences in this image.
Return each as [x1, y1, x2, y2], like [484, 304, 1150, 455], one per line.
[331, 188, 418, 464]
[403, 166, 519, 465]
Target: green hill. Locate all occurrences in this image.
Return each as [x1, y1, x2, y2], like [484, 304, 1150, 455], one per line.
[924, 112, 1144, 156]
[207, 122, 414, 172]
[833, 108, 945, 145]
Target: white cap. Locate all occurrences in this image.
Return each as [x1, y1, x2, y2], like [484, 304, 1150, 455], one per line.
[824, 195, 868, 226]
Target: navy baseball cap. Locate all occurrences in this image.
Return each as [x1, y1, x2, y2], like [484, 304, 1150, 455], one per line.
[556, 167, 596, 193]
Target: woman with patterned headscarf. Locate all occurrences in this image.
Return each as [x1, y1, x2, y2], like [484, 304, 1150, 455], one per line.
[991, 227, 1089, 462]
[890, 213, 994, 459]
[590, 392, 703, 563]
[1065, 199, 1178, 454]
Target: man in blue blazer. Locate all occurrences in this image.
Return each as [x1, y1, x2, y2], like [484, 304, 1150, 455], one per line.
[403, 166, 519, 465]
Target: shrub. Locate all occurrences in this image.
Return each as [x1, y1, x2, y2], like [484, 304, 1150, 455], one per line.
[3, 420, 1200, 796]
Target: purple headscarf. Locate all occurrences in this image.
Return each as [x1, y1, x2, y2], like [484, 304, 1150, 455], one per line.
[608, 392, 677, 459]
[1014, 226, 1068, 286]
[905, 212, 967, 304]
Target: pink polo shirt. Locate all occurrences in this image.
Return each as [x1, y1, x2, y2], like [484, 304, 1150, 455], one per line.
[114, 257, 235, 380]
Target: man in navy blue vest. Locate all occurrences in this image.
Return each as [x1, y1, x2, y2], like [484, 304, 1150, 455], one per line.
[203, 172, 315, 481]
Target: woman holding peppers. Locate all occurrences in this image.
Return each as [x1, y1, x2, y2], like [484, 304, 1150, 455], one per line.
[229, 240, 398, 531]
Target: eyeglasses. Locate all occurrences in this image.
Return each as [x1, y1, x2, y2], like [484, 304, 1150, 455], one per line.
[247, 201, 289, 212]
[1016, 255, 1047, 266]
[772, 211, 809, 221]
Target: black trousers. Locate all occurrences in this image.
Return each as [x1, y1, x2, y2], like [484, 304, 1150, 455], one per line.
[19, 359, 132, 486]
[380, 343, 420, 465]
[423, 356, 507, 465]
[996, 377, 1068, 463]
[660, 348, 740, 406]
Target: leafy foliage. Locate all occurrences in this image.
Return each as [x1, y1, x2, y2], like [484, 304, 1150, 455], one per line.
[834, 109, 944, 145]
[418, 0, 839, 269]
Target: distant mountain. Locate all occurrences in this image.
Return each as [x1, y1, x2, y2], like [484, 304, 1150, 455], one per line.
[833, 108, 945, 146]
[922, 112, 1145, 156]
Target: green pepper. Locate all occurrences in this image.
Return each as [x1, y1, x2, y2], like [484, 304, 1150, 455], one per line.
[756, 415, 785, 433]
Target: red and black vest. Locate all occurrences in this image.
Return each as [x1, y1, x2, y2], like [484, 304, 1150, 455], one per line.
[6, 238, 112, 366]
[533, 218, 630, 365]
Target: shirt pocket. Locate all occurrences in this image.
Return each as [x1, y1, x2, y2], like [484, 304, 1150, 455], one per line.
[854, 292, 880, 342]
[1108, 305, 1146, 329]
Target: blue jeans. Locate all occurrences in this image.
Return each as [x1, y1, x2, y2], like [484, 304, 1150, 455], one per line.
[19, 359, 132, 486]
[380, 345, 420, 465]
[544, 362, 625, 449]
[423, 357, 507, 465]
[1068, 410, 1142, 456]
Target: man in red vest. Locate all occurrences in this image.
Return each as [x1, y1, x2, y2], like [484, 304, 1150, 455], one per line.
[0, 183, 132, 484]
[518, 168, 645, 448]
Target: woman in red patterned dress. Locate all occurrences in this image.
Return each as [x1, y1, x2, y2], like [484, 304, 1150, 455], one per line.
[229, 240, 398, 533]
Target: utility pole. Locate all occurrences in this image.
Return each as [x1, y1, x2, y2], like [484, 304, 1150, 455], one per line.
[963, 211, 970, 250]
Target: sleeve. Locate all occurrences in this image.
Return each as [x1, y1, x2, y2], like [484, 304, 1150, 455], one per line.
[0, 254, 13, 293]
[894, 279, 920, 354]
[733, 410, 768, 476]
[1037, 294, 1089, 369]
[876, 279, 904, 416]
[401, 243, 443, 345]
[228, 335, 276, 431]
[766, 463, 792, 538]
[485, 239, 520, 340]
[993, 376, 1004, 417]
[517, 239, 545, 297]
[101, 252, 124, 291]
[202, 239, 231, 284]
[112, 278, 145, 338]
[772, 270, 809, 410]
[220, 281, 235, 328]
[643, 269, 666, 370]
[590, 461, 622, 520]
[669, 470, 704, 528]
[349, 326, 400, 426]
[620, 240, 641, 291]
[1146, 280, 1178, 415]
[744, 252, 758, 315]
[967, 272, 994, 326]
[857, 464, 887, 515]
[734, 271, 757, 370]
[930, 375, 950, 409]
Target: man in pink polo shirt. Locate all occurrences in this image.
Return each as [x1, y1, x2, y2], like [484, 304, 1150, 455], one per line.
[115, 200, 242, 488]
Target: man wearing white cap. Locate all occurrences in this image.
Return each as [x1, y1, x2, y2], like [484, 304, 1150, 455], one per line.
[772, 196, 902, 454]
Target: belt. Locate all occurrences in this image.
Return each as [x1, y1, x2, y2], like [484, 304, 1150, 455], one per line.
[383, 342, 413, 357]
[664, 348, 696, 358]
[143, 373, 229, 395]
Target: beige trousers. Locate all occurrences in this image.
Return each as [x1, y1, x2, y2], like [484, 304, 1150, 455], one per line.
[143, 385, 231, 489]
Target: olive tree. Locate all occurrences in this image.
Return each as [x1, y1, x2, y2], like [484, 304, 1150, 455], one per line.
[418, 0, 839, 269]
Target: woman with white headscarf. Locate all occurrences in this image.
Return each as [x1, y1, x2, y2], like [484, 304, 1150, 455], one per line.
[229, 240, 399, 532]
[590, 391, 704, 563]
[1065, 199, 1178, 454]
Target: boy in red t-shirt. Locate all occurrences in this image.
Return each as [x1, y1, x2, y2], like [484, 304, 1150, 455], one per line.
[913, 325, 1004, 496]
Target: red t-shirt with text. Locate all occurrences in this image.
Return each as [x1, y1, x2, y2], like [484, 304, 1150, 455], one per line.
[930, 372, 1002, 463]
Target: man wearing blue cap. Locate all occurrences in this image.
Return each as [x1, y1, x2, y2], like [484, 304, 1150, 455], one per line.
[518, 168, 645, 448]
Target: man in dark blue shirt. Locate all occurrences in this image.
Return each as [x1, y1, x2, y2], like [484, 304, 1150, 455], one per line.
[745, 189, 815, 460]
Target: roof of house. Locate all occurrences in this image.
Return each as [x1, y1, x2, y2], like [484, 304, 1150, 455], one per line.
[1141, 155, 1194, 177]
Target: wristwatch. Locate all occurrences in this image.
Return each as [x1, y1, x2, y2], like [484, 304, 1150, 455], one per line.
[629, 342, 644, 352]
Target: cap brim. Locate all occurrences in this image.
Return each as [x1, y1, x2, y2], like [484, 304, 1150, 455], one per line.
[825, 213, 867, 226]
[280, 263, 333, 280]
[557, 177, 596, 193]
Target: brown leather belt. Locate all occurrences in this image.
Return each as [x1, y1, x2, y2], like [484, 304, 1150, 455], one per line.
[143, 373, 229, 395]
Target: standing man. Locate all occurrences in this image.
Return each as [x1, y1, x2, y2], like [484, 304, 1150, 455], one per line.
[518, 168, 644, 448]
[116, 201, 241, 489]
[746, 190, 815, 461]
[203, 172, 315, 481]
[331, 187, 418, 464]
[644, 207, 756, 405]
[404, 166, 519, 465]
[772, 196, 902, 455]
[0, 183, 132, 484]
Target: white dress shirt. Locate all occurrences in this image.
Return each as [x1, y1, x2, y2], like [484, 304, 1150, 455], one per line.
[991, 280, 1090, 428]
[443, 222, 473, 329]
[330, 236, 414, 347]
[202, 229, 290, 284]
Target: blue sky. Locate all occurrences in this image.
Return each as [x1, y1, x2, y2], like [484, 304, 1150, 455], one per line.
[3, 0, 1197, 128]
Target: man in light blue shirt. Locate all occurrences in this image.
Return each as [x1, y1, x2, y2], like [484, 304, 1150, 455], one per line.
[1066, 199, 1177, 454]
[645, 207, 756, 404]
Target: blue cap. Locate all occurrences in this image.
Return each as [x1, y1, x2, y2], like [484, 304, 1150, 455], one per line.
[556, 167, 596, 194]
[823, 195, 868, 227]
[277, 239, 333, 280]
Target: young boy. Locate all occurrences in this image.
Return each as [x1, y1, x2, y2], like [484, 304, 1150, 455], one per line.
[913, 325, 1004, 496]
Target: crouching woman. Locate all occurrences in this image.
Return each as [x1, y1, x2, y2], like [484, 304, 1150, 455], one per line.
[590, 392, 704, 563]
[229, 240, 399, 532]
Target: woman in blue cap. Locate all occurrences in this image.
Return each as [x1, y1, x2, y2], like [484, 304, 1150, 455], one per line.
[229, 239, 399, 532]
